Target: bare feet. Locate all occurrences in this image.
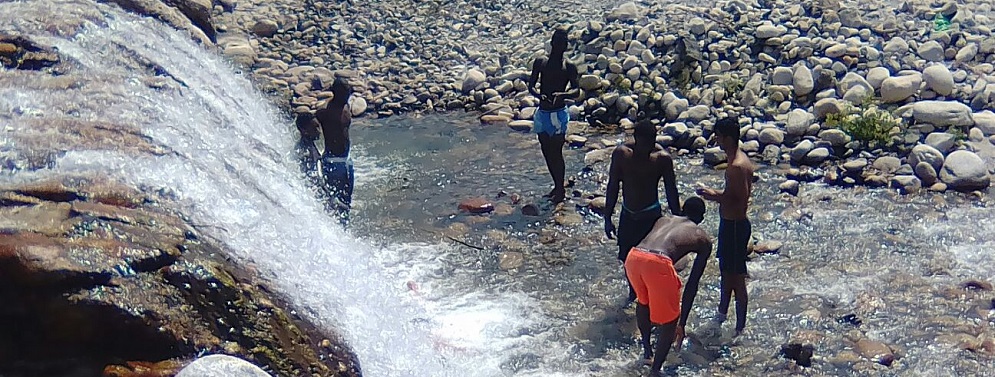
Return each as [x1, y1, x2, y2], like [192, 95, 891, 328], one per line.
[734, 328, 744, 337]
[641, 349, 653, 366]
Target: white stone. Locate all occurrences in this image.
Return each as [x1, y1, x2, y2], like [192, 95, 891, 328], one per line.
[759, 128, 785, 145]
[462, 69, 486, 93]
[814, 98, 844, 120]
[955, 44, 979, 63]
[883, 37, 909, 54]
[176, 355, 271, 377]
[908, 144, 945, 171]
[579, 75, 603, 91]
[756, 23, 786, 39]
[923, 65, 954, 96]
[786, 109, 815, 136]
[349, 96, 367, 116]
[790, 140, 815, 163]
[818, 129, 851, 147]
[973, 111, 995, 135]
[771, 67, 794, 85]
[794, 65, 814, 96]
[924, 132, 958, 153]
[866, 67, 891, 90]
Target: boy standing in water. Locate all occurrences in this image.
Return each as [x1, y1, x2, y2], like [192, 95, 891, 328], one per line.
[696, 117, 754, 336]
[315, 78, 354, 226]
[604, 120, 682, 305]
[527, 27, 579, 203]
[624, 197, 711, 376]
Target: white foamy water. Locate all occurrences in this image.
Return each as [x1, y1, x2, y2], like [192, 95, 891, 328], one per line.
[0, 1, 532, 376]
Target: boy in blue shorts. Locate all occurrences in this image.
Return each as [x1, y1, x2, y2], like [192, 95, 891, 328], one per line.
[528, 27, 579, 203]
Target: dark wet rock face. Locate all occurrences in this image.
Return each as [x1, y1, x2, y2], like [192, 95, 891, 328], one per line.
[0, 34, 61, 70]
[780, 343, 814, 367]
[0, 177, 359, 377]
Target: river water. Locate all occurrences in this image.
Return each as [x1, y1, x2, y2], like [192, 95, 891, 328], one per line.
[2, 1, 994, 376]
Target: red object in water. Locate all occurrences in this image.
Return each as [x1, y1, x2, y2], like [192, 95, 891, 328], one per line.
[458, 198, 494, 214]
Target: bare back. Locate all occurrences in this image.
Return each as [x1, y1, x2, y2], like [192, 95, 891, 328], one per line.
[635, 217, 711, 263]
[616, 143, 677, 212]
[720, 150, 754, 220]
[316, 103, 351, 157]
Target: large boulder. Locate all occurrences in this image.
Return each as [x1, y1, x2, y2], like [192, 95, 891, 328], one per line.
[912, 101, 974, 127]
[176, 355, 271, 377]
[939, 150, 991, 191]
[105, 0, 213, 45]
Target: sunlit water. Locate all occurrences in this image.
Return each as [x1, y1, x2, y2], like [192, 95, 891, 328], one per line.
[2, 1, 994, 376]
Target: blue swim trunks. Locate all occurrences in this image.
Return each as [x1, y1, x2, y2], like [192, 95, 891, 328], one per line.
[533, 107, 569, 135]
[321, 153, 354, 226]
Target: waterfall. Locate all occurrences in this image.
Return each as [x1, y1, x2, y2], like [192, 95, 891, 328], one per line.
[0, 1, 528, 376]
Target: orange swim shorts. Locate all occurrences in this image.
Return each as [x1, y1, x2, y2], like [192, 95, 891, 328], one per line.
[624, 247, 682, 324]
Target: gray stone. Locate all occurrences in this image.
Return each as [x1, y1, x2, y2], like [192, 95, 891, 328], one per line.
[940, 150, 991, 191]
[819, 129, 851, 147]
[626, 67, 641, 82]
[917, 40, 945, 62]
[794, 65, 815, 96]
[579, 75, 603, 91]
[805, 148, 831, 164]
[508, 120, 533, 132]
[688, 17, 707, 35]
[955, 44, 979, 63]
[883, 37, 909, 54]
[251, 19, 279, 38]
[663, 122, 690, 138]
[772, 67, 794, 85]
[908, 144, 945, 171]
[462, 69, 486, 93]
[779, 180, 800, 196]
[756, 23, 787, 39]
[814, 98, 845, 120]
[872, 156, 902, 173]
[176, 355, 271, 377]
[349, 96, 367, 116]
[890, 175, 922, 194]
[924, 132, 958, 153]
[880, 75, 922, 103]
[685, 105, 710, 121]
[843, 158, 869, 174]
[912, 101, 974, 127]
[923, 65, 954, 96]
[914, 162, 939, 185]
[866, 67, 891, 90]
[839, 72, 873, 94]
[790, 140, 815, 163]
[973, 111, 995, 135]
[759, 128, 786, 146]
[704, 147, 727, 166]
[666, 98, 689, 120]
[742, 140, 761, 153]
[838, 8, 865, 28]
[825, 44, 847, 58]
[843, 85, 870, 105]
[787, 109, 815, 136]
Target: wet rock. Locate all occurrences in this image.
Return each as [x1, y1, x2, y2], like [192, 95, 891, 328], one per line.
[554, 211, 583, 226]
[779, 180, 800, 196]
[508, 120, 533, 132]
[855, 339, 896, 366]
[912, 101, 974, 127]
[0, 179, 357, 377]
[103, 360, 184, 376]
[587, 197, 607, 214]
[459, 197, 494, 214]
[175, 355, 271, 377]
[780, 343, 814, 367]
[754, 240, 783, 254]
[480, 114, 510, 125]
[940, 150, 991, 191]
[890, 175, 921, 194]
[498, 252, 524, 270]
[837, 313, 863, 327]
[521, 204, 540, 216]
[915, 162, 939, 186]
[961, 279, 993, 291]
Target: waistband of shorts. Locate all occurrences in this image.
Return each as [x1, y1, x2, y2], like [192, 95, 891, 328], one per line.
[322, 154, 352, 164]
[719, 218, 750, 225]
[630, 247, 673, 262]
[536, 106, 567, 114]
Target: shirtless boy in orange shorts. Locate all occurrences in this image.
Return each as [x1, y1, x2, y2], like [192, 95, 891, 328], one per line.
[624, 197, 712, 376]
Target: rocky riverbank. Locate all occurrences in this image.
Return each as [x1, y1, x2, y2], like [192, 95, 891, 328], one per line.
[0, 176, 360, 376]
[195, 0, 995, 196]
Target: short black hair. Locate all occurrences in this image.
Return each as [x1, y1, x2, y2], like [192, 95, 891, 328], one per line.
[682, 196, 706, 223]
[714, 117, 740, 139]
[634, 119, 657, 140]
[551, 28, 568, 47]
[295, 112, 314, 129]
